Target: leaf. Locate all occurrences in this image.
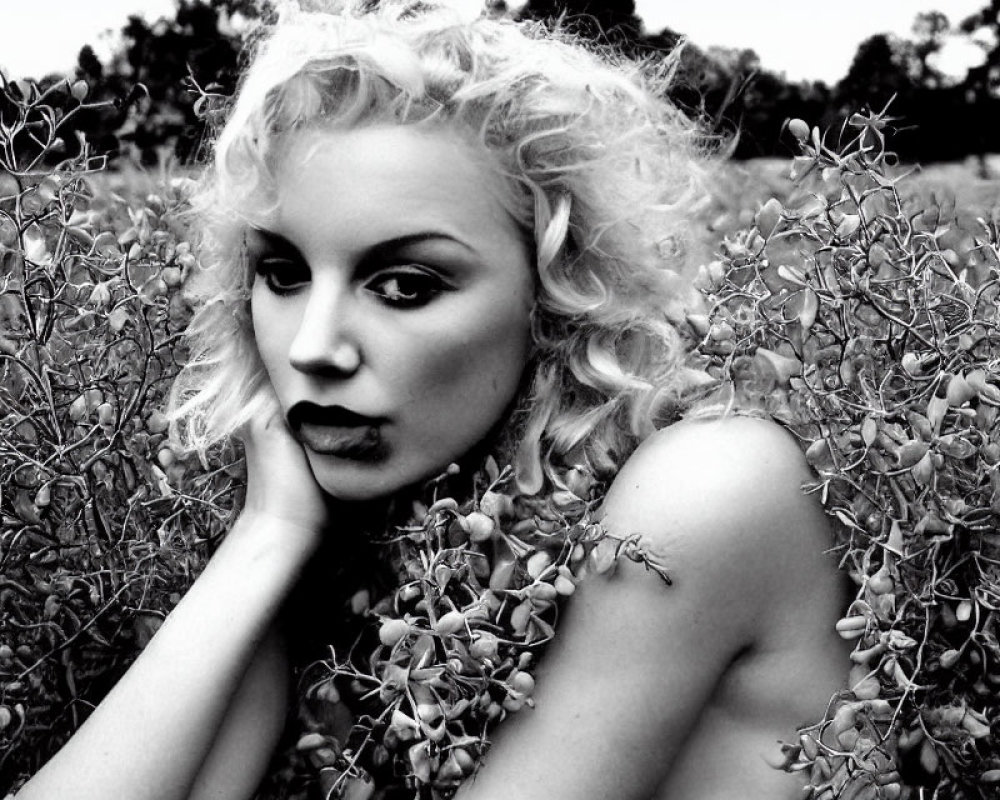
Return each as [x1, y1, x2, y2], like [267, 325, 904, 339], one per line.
[936, 435, 976, 460]
[926, 395, 949, 435]
[798, 288, 819, 331]
[805, 439, 833, 470]
[150, 464, 173, 497]
[92, 231, 121, 258]
[776, 264, 807, 286]
[484, 455, 499, 483]
[755, 198, 783, 239]
[836, 214, 861, 239]
[587, 537, 617, 576]
[510, 599, 532, 635]
[861, 416, 878, 447]
[21, 224, 51, 266]
[407, 742, 434, 784]
[13, 490, 42, 525]
[945, 374, 977, 407]
[885, 520, 904, 556]
[896, 440, 929, 468]
[755, 347, 802, 386]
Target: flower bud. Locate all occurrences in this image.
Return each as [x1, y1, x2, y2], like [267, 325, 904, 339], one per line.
[470, 632, 499, 660]
[68, 394, 88, 423]
[96, 402, 115, 425]
[755, 198, 783, 239]
[526, 551, 552, 580]
[34, 484, 51, 508]
[160, 266, 183, 287]
[88, 282, 112, 309]
[378, 618, 409, 647]
[433, 610, 466, 636]
[788, 118, 810, 141]
[465, 511, 494, 543]
[510, 670, 535, 696]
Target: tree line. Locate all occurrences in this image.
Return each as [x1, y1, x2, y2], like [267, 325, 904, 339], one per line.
[3, 0, 998, 165]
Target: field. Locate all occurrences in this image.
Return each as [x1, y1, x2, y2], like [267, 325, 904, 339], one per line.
[3, 94, 1000, 799]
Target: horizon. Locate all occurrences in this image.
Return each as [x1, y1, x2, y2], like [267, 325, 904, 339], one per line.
[0, 0, 988, 86]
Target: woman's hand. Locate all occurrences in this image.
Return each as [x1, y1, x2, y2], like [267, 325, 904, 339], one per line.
[237, 396, 331, 551]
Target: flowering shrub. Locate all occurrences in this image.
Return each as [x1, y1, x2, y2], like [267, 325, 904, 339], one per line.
[692, 111, 1000, 799]
[270, 461, 668, 800]
[3, 70, 999, 800]
[0, 76, 232, 792]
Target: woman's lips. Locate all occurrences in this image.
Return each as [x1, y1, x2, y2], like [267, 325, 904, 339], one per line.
[288, 402, 388, 460]
[297, 422, 384, 458]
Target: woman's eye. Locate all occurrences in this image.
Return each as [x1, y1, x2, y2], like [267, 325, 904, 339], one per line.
[367, 270, 444, 307]
[255, 257, 310, 294]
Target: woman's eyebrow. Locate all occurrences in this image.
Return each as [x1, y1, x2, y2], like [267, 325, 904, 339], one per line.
[372, 232, 478, 256]
[247, 227, 479, 258]
[247, 227, 299, 254]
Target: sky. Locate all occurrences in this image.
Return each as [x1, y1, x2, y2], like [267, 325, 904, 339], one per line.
[0, 0, 989, 86]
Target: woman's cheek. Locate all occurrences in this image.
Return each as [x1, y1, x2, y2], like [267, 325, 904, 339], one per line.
[251, 301, 295, 404]
[433, 319, 528, 406]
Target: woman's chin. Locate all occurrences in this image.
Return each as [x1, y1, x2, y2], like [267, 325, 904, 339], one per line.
[313, 470, 394, 504]
[304, 449, 405, 504]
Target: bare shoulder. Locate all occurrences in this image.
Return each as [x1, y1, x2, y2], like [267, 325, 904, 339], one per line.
[455, 416, 845, 800]
[605, 414, 825, 545]
[601, 414, 838, 643]
[607, 414, 816, 520]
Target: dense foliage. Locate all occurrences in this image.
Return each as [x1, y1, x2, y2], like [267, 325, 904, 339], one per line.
[264, 462, 669, 799]
[0, 76, 234, 793]
[692, 111, 1000, 798]
[2, 75, 1000, 800]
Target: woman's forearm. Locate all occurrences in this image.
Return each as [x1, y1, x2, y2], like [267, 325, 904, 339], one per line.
[16, 513, 317, 800]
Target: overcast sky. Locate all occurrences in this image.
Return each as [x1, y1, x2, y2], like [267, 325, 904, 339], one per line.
[0, 0, 988, 85]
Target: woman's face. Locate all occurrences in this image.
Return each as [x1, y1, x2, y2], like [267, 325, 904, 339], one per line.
[250, 124, 535, 502]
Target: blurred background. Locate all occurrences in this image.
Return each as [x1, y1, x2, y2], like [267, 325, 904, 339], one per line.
[0, 0, 998, 168]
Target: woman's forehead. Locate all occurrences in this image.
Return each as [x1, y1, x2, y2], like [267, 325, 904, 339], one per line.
[266, 124, 528, 244]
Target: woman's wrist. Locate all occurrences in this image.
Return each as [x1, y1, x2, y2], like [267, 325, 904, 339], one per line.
[226, 509, 324, 563]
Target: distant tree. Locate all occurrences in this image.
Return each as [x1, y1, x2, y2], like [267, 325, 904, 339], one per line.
[518, 0, 644, 50]
[110, 1, 245, 162]
[911, 11, 951, 88]
[76, 45, 104, 84]
[48, 0, 993, 166]
[835, 34, 917, 112]
[958, 1, 1000, 174]
[58, 0, 271, 164]
[668, 41, 741, 117]
[831, 27, 983, 164]
[959, 0, 1000, 97]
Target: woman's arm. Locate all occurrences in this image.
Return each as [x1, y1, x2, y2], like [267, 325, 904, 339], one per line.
[17, 412, 328, 800]
[15, 513, 313, 800]
[455, 416, 847, 800]
[187, 622, 292, 800]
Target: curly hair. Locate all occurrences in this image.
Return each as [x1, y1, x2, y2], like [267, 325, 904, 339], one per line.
[169, 0, 715, 494]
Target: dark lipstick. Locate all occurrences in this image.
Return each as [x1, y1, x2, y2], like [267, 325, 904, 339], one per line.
[287, 401, 387, 460]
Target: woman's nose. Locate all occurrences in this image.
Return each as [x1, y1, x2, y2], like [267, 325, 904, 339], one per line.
[287, 284, 362, 376]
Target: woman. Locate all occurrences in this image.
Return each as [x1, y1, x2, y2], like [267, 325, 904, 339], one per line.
[17, 2, 849, 798]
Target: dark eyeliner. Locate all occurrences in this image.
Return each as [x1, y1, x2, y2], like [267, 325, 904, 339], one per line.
[366, 266, 447, 307]
[255, 255, 310, 295]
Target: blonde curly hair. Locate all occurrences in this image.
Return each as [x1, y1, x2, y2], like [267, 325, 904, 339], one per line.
[170, 0, 714, 493]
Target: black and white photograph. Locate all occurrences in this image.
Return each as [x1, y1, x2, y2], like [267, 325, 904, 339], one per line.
[1, 1, 998, 798]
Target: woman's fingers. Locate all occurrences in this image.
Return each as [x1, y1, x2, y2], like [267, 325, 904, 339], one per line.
[237, 397, 331, 542]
